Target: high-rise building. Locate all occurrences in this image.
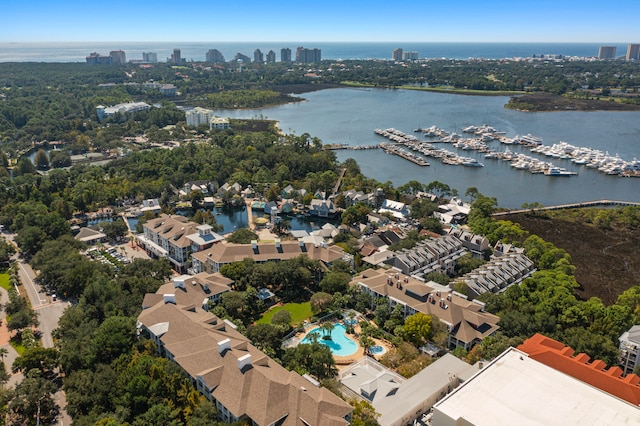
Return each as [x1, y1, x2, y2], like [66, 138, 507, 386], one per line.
[626, 43, 640, 61]
[296, 46, 321, 63]
[253, 49, 263, 63]
[233, 52, 251, 63]
[86, 52, 112, 65]
[392, 48, 403, 61]
[205, 49, 225, 63]
[142, 52, 158, 63]
[281, 47, 292, 62]
[171, 48, 182, 64]
[109, 50, 126, 64]
[402, 51, 419, 61]
[598, 46, 617, 59]
[266, 50, 276, 64]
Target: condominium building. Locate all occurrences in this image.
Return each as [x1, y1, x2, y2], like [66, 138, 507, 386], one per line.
[109, 50, 126, 64]
[627, 43, 640, 61]
[138, 214, 223, 272]
[266, 50, 276, 64]
[185, 107, 216, 127]
[205, 49, 225, 63]
[142, 52, 157, 63]
[350, 268, 500, 350]
[402, 51, 419, 61]
[138, 279, 352, 425]
[96, 102, 151, 121]
[171, 48, 182, 64]
[210, 117, 230, 130]
[620, 325, 640, 374]
[86, 52, 112, 65]
[233, 52, 251, 63]
[281, 47, 292, 62]
[191, 239, 349, 274]
[392, 48, 403, 61]
[455, 252, 536, 298]
[598, 45, 617, 59]
[296, 46, 322, 63]
[253, 49, 263, 63]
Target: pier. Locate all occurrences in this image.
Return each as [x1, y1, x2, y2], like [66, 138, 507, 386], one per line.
[380, 143, 430, 166]
[493, 200, 640, 217]
[324, 143, 381, 150]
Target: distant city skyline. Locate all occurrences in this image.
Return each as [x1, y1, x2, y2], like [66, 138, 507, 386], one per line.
[2, 0, 639, 43]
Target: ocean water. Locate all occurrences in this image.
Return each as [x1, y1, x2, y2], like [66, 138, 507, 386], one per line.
[0, 42, 628, 63]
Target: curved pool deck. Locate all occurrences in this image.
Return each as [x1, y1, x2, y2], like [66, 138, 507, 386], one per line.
[300, 323, 359, 357]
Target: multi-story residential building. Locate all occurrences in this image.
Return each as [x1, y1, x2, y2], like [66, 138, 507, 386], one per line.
[233, 52, 251, 63]
[109, 50, 126, 64]
[210, 117, 230, 130]
[86, 52, 112, 65]
[598, 45, 617, 59]
[138, 281, 352, 425]
[96, 102, 150, 121]
[402, 51, 419, 61]
[385, 234, 466, 276]
[205, 49, 225, 63]
[185, 107, 216, 127]
[142, 272, 234, 310]
[448, 228, 490, 257]
[253, 49, 263, 63]
[281, 47, 292, 62]
[191, 239, 349, 274]
[627, 43, 640, 61]
[171, 48, 182, 64]
[392, 48, 403, 61]
[456, 252, 536, 297]
[351, 268, 500, 350]
[619, 325, 640, 374]
[266, 50, 276, 63]
[142, 52, 158, 63]
[138, 214, 222, 272]
[296, 46, 322, 63]
[159, 84, 176, 96]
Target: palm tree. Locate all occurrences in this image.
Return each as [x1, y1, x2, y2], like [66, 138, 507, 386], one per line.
[359, 335, 374, 356]
[320, 322, 335, 340]
[307, 331, 320, 344]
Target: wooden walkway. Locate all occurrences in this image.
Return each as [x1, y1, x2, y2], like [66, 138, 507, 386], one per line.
[332, 167, 347, 196]
[493, 199, 640, 217]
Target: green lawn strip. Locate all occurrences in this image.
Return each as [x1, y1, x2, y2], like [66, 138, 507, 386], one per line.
[257, 302, 312, 326]
[340, 80, 525, 96]
[0, 273, 9, 291]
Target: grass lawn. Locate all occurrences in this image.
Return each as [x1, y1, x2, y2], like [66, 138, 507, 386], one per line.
[257, 302, 312, 326]
[0, 274, 9, 291]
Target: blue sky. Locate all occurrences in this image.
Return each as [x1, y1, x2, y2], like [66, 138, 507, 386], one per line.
[2, 0, 639, 42]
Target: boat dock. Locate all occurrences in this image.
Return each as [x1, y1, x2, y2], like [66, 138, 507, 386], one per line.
[380, 143, 430, 166]
[493, 199, 640, 216]
[324, 143, 381, 150]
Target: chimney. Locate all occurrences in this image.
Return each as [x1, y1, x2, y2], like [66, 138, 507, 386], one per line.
[218, 338, 231, 354]
[238, 353, 252, 371]
[174, 276, 187, 289]
[163, 294, 176, 304]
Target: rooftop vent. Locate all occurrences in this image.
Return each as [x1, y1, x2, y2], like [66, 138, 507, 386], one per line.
[238, 353, 252, 371]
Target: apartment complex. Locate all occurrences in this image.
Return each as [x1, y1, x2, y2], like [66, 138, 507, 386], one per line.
[138, 281, 352, 425]
[142, 52, 158, 63]
[296, 46, 322, 63]
[109, 50, 126, 64]
[138, 214, 223, 272]
[384, 234, 466, 277]
[96, 102, 150, 121]
[171, 48, 183, 64]
[206, 49, 225, 63]
[402, 51, 419, 61]
[620, 325, 640, 374]
[598, 45, 617, 59]
[350, 268, 500, 350]
[281, 48, 292, 62]
[392, 48, 403, 61]
[185, 107, 217, 127]
[253, 49, 263, 63]
[455, 252, 536, 298]
[191, 239, 349, 274]
[627, 43, 640, 61]
[266, 50, 276, 64]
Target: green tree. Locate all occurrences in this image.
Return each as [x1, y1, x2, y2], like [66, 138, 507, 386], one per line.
[350, 399, 380, 426]
[226, 228, 258, 244]
[310, 292, 333, 314]
[283, 342, 337, 380]
[403, 313, 432, 346]
[34, 148, 50, 170]
[319, 271, 350, 294]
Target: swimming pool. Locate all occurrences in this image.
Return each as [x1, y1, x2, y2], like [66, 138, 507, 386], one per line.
[369, 345, 387, 355]
[300, 323, 358, 357]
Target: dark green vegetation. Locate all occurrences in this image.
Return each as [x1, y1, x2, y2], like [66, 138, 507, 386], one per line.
[462, 196, 640, 366]
[503, 207, 640, 304]
[506, 92, 640, 111]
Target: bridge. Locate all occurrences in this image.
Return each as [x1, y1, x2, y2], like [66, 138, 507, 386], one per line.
[492, 199, 640, 217]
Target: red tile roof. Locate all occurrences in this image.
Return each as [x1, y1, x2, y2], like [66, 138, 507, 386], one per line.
[518, 333, 640, 406]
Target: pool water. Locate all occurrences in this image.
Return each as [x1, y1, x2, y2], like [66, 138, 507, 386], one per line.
[300, 323, 358, 357]
[369, 345, 387, 355]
